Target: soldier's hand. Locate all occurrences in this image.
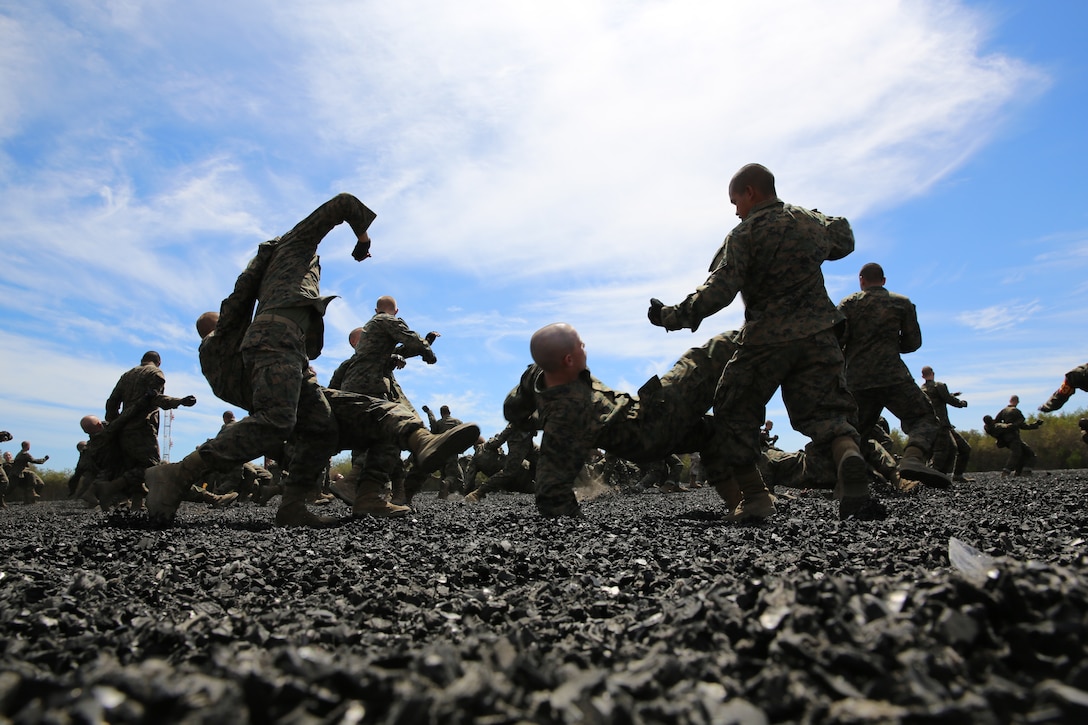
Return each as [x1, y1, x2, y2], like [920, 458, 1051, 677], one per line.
[43, 455, 50, 461]
[647, 298, 666, 327]
[351, 232, 372, 262]
[422, 405, 431, 413]
[425, 331, 440, 344]
[181, 395, 197, 407]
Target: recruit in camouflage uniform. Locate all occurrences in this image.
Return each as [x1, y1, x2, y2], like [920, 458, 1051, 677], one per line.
[462, 431, 506, 493]
[100, 352, 196, 506]
[464, 424, 537, 502]
[0, 431, 10, 506]
[10, 443, 48, 504]
[334, 300, 438, 506]
[339, 305, 436, 400]
[424, 405, 467, 498]
[920, 366, 972, 482]
[837, 263, 948, 489]
[504, 329, 740, 517]
[145, 193, 378, 526]
[992, 396, 1043, 476]
[650, 163, 881, 520]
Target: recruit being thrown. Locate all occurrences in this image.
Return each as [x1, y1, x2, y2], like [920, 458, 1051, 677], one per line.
[649, 163, 883, 520]
[504, 322, 762, 519]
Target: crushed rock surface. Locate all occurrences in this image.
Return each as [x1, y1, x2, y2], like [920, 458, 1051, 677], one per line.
[1, 470, 1087, 723]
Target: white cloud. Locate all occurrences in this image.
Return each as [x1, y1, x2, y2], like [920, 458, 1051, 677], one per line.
[956, 300, 1042, 331]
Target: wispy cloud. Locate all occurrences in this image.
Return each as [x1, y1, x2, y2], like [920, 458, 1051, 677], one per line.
[0, 1, 1060, 467]
[956, 300, 1043, 331]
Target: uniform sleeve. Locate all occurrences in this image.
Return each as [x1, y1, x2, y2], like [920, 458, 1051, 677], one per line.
[390, 318, 436, 363]
[898, 301, 922, 354]
[104, 379, 124, 422]
[281, 193, 376, 250]
[534, 383, 595, 509]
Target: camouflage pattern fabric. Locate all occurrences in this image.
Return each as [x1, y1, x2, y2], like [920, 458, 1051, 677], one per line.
[475, 428, 537, 496]
[253, 193, 376, 360]
[837, 285, 939, 455]
[993, 403, 1042, 474]
[198, 319, 338, 493]
[426, 409, 466, 490]
[656, 198, 861, 479]
[921, 379, 968, 428]
[712, 329, 858, 477]
[1039, 363, 1088, 412]
[838, 286, 920, 391]
[658, 199, 853, 344]
[504, 332, 739, 517]
[922, 378, 971, 475]
[339, 313, 435, 398]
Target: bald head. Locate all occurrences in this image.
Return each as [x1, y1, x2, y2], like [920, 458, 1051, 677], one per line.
[375, 296, 397, 314]
[196, 312, 219, 339]
[921, 366, 934, 380]
[1010, 395, 1019, 406]
[141, 351, 161, 366]
[728, 164, 776, 198]
[348, 326, 365, 348]
[530, 323, 585, 375]
[80, 415, 104, 435]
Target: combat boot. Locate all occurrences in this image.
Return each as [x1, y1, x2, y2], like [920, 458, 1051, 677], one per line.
[256, 482, 284, 506]
[408, 423, 481, 474]
[275, 485, 341, 528]
[352, 484, 410, 518]
[711, 476, 741, 521]
[96, 476, 132, 511]
[390, 475, 407, 506]
[129, 484, 147, 511]
[330, 477, 357, 505]
[464, 489, 484, 503]
[403, 469, 428, 505]
[732, 466, 776, 522]
[200, 489, 239, 508]
[438, 479, 450, 500]
[145, 451, 207, 523]
[898, 446, 951, 489]
[833, 435, 886, 521]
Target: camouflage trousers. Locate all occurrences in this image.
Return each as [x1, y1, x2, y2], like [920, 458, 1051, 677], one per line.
[535, 333, 736, 516]
[116, 423, 161, 488]
[852, 381, 940, 457]
[713, 329, 858, 484]
[1003, 438, 1036, 475]
[327, 389, 429, 496]
[199, 332, 337, 494]
[932, 427, 971, 476]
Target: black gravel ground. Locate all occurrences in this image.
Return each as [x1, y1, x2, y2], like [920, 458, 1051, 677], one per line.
[1, 470, 1087, 724]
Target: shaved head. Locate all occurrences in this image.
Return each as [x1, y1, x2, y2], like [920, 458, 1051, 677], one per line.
[348, 326, 364, 348]
[196, 311, 219, 339]
[80, 415, 103, 435]
[531, 323, 582, 373]
[376, 296, 397, 314]
[859, 262, 885, 284]
[728, 163, 776, 198]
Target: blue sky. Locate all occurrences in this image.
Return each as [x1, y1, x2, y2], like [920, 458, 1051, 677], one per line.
[2, 0, 1086, 471]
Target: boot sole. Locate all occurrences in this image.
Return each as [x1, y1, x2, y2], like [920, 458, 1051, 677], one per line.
[416, 424, 481, 475]
[899, 460, 951, 489]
